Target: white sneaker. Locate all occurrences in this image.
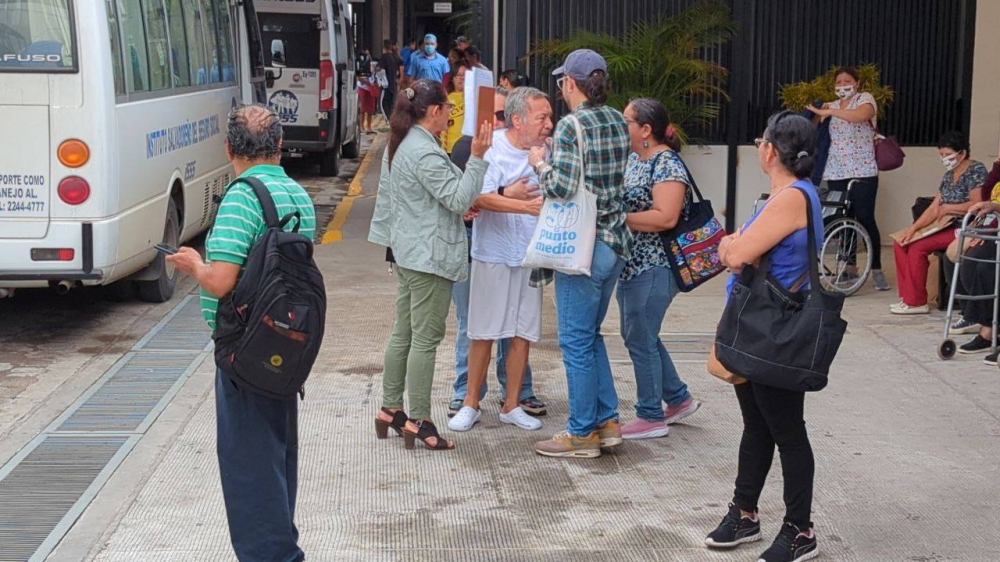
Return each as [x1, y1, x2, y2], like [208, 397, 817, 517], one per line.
[447, 406, 481, 432]
[499, 406, 542, 431]
[890, 303, 930, 315]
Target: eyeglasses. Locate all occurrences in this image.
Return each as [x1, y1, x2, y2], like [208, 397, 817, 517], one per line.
[556, 77, 566, 90]
[494, 110, 506, 122]
[754, 137, 770, 149]
[441, 102, 455, 110]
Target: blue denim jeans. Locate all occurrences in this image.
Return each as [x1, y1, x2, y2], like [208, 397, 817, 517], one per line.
[616, 265, 691, 421]
[451, 267, 534, 402]
[555, 241, 625, 436]
[215, 368, 304, 562]
[450, 227, 534, 402]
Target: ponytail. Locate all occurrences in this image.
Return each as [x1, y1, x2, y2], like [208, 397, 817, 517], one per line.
[388, 79, 448, 168]
[664, 124, 681, 153]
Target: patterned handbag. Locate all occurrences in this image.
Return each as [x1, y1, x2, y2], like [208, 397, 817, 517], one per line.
[655, 157, 726, 292]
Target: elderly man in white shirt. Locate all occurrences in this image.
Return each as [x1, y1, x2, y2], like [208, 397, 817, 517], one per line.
[449, 87, 554, 432]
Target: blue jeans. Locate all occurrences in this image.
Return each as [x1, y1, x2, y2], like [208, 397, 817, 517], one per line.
[215, 368, 304, 562]
[555, 241, 625, 436]
[451, 270, 534, 402]
[616, 265, 691, 421]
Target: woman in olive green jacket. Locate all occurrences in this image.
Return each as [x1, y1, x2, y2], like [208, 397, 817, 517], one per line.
[369, 79, 493, 450]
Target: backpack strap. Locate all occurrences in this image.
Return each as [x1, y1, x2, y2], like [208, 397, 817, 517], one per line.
[233, 176, 280, 228]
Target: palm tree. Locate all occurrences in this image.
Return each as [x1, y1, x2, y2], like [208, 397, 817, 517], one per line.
[529, 0, 736, 144]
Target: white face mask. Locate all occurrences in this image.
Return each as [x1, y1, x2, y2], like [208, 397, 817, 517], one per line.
[835, 85, 856, 99]
[942, 153, 962, 171]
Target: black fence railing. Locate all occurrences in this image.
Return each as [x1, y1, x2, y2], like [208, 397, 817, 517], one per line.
[494, 0, 975, 146]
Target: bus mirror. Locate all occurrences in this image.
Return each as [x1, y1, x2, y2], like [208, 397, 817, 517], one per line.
[270, 39, 287, 68]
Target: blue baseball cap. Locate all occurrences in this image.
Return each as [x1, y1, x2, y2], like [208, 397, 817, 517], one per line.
[552, 49, 607, 81]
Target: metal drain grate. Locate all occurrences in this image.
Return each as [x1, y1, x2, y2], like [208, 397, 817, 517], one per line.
[132, 295, 211, 352]
[0, 436, 132, 562]
[0, 293, 211, 561]
[56, 352, 202, 433]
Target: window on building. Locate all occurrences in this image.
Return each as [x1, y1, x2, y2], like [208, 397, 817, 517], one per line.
[118, 0, 149, 93]
[166, 0, 191, 87]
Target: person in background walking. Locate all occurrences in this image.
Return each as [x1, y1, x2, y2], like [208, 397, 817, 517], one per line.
[446, 88, 549, 420]
[616, 97, 701, 440]
[355, 48, 373, 77]
[406, 33, 450, 86]
[376, 39, 403, 118]
[527, 49, 631, 459]
[704, 111, 822, 562]
[357, 75, 379, 135]
[442, 61, 470, 154]
[499, 69, 528, 90]
[368, 79, 493, 451]
[807, 66, 889, 291]
[167, 104, 315, 562]
[401, 39, 415, 70]
[465, 45, 489, 72]
[890, 131, 986, 316]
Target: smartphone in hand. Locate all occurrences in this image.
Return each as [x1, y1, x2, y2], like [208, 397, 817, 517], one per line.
[154, 243, 178, 255]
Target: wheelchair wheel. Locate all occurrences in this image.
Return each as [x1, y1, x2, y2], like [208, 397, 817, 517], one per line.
[820, 217, 872, 296]
[938, 339, 957, 360]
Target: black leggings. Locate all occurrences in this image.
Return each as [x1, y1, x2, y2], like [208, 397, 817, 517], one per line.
[828, 176, 882, 270]
[960, 240, 1000, 326]
[733, 381, 814, 528]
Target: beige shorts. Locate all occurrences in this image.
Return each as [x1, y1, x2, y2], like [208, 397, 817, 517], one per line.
[467, 260, 543, 342]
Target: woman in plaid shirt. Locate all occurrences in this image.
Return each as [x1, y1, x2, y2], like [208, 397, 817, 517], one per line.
[527, 50, 632, 458]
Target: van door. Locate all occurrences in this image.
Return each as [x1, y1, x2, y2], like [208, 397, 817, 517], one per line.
[331, 2, 358, 147]
[259, 12, 321, 135]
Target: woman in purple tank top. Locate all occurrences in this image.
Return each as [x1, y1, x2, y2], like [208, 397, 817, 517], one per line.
[704, 112, 822, 562]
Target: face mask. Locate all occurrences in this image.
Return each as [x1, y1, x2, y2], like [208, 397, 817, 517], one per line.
[835, 85, 856, 99]
[942, 153, 962, 171]
[424, 45, 436, 55]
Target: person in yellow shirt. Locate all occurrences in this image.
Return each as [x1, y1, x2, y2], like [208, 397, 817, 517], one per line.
[442, 62, 469, 153]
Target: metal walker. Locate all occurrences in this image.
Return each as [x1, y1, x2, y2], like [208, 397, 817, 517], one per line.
[938, 211, 1000, 361]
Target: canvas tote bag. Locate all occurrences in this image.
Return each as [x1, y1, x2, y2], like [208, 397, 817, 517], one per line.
[522, 114, 598, 276]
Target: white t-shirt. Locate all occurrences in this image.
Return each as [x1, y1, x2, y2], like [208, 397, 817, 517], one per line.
[471, 130, 539, 266]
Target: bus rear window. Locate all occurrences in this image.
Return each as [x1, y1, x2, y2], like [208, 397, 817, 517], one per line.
[0, 0, 76, 71]
[260, 13, 319, 69]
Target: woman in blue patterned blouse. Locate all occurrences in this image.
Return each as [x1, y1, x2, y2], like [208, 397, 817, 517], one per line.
[616, 98, 702, 440]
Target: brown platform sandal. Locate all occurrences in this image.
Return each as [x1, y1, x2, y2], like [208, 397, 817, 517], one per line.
[403, 419, 455, 450]
[375, 407, 408, 439]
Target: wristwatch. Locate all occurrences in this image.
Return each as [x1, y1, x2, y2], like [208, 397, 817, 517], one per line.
[497, 185, 506, 197]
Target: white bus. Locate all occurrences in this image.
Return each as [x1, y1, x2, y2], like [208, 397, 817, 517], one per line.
[0, 0, 268, 302]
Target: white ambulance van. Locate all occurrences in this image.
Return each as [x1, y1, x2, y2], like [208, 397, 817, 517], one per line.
[257, 0, 361, 176]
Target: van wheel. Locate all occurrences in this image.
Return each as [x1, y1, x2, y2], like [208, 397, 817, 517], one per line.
[342, 116, 361, 159]
[319, 146, 340, 176]
[137, 199, 180, 303]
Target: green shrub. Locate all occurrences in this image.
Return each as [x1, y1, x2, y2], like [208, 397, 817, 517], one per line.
[779, 63, 894, 117]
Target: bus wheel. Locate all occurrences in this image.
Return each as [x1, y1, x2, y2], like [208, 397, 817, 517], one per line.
[137, 199, 180, 303]
[319, 146, 340, 177]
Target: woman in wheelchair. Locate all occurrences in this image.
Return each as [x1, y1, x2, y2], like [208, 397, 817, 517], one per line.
[891, 131, 987, 315]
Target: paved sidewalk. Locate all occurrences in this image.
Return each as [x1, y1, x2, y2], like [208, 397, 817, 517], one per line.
[74, 138, 1000, 561]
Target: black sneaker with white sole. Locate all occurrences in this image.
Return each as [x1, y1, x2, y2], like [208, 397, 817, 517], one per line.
[959, 335, 995, 354]
[705, 503, 762, 549]
[986, 350, 999, 366]
[757, 522, 819, 562]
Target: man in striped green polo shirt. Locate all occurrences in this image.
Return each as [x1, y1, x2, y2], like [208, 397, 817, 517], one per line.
[167, 104, 314, 562]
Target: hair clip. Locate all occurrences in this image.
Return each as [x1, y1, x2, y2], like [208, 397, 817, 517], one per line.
[797, 150, 810, 158]
[666, 124, 677, 138]
[404, 88, 415, 100]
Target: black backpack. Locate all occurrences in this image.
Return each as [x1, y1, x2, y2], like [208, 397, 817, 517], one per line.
[213, 177, 326, 399]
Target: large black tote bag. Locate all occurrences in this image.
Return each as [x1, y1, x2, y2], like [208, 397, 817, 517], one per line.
[715, 185, 848, 392]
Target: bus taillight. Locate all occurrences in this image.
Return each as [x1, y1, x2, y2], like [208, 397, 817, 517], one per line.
[58, 139, 90, 168]
[58, 177, 90, 205]
[319, 60, 334, 111]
